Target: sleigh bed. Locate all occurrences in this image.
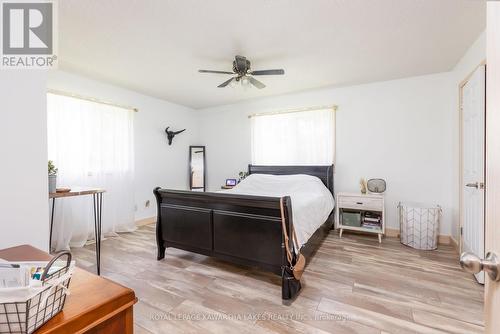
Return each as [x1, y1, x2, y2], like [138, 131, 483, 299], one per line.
[153, 165, 334, 298]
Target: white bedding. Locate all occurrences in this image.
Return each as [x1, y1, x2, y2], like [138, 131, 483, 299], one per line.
[223, 174, 334, 247]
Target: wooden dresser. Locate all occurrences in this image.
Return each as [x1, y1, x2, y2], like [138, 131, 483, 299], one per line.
[0, 245, 137, 334]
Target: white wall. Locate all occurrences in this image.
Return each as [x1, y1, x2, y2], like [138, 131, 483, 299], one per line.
[0, 71, 50, 251]
[0, 32, 483, 251]
[197, 73, 456, 235]
[449, 31, 486, 241]
[44, 31, 485, 237]
[48, 71, 199, 221]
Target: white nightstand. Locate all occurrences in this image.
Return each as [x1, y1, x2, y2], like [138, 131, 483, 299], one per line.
[335, 192, 385, 243]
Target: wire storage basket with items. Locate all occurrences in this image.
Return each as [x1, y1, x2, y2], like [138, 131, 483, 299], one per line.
[399, 202, 442, 250]
[0, 252, 74, 334]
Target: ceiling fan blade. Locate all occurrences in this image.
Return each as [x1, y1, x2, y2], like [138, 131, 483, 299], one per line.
[218, 77, 235, 88]
[248, 76, 266, 89]
[199, 70, 234, 74]
[250, 69, 285, 76]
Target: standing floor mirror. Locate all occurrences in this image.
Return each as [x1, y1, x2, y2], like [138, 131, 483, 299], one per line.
[189, 146, 206, 192]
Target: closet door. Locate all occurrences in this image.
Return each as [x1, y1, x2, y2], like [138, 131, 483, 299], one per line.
[484, 3, 500, 329]
[461, 64, 486, 284]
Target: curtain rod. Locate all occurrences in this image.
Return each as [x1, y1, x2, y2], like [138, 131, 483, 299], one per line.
[47, 89, 139, 112]
[247, 105, 337, 118]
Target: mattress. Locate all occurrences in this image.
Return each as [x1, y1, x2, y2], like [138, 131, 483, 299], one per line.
[222, 173, 335, 247]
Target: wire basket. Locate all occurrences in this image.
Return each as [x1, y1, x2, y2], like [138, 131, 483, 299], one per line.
[399, 202, 441, 250]
[0, 252, 73, 334]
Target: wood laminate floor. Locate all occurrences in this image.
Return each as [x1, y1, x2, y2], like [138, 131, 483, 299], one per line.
[71, 224, 484, 334]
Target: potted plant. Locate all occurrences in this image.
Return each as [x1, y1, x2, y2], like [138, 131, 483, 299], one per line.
[48, 160, 58, 193]
[238, 171, 248, 183]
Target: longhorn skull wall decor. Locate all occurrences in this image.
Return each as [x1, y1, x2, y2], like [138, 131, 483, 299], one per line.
[165, 127, 186, 145]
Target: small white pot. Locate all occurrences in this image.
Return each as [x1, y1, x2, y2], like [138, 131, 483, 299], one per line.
[48, 175, 57, 193]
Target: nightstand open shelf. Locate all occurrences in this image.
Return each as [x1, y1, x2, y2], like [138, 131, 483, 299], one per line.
[335, 192, 385, 243]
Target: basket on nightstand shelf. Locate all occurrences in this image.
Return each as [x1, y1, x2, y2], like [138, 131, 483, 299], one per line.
[0, 252, 74, 334]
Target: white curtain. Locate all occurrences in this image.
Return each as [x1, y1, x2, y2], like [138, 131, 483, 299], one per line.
[251, 108, 335, 165]
[47, 93, 136, 251]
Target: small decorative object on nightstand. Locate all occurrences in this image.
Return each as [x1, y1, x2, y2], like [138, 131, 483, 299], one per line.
[335, 192, 385, 243]
[359, 178, 367, 194]
[238, 171, 248, 183]
[221, 178, 237, 189]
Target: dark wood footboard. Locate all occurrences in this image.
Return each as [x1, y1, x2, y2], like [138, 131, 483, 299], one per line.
[153, 189, 334, 273]
[153, 189, 296, 275]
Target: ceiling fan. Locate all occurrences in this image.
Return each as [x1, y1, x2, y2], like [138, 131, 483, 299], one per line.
[199, 55, 285, 89]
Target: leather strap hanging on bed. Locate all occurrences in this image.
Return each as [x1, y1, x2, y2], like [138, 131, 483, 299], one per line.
[279, 197, 306, 280]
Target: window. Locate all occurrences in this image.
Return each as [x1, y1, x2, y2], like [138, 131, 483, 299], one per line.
[47, 92, 136, 251]
[251, 107, 335, 165]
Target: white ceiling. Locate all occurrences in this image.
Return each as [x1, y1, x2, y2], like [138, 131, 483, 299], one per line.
[58, 0, 485, 109]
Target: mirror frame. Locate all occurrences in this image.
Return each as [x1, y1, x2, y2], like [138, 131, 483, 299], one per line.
[189, 145, 206, 191]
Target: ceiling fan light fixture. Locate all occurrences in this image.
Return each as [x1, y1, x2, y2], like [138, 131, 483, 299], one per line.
[229, 79, 238, 88]
[241, 76, 250, 87]
[199, 56, 284, 89]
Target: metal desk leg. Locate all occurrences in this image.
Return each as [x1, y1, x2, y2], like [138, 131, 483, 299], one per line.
[98, 193, 102, 274]
[93, 193, 103, 275]
[49, 198, 56, 253]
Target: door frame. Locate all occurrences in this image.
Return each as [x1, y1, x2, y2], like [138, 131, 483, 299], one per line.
[458, 60, 487, 254]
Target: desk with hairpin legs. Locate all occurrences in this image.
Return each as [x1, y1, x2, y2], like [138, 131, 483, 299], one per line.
[49, 188, 105, 275]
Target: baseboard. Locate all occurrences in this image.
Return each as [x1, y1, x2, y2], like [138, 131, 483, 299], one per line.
[135, 216, 156, 227]
[450, 236, 459, 254]
[438, 235, 451, 245]
[385, 228, 452, 245]
[385, 228, 399, 238]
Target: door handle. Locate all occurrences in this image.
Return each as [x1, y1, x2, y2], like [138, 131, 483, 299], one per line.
[460, 252, 500, 281]
[465, 182, 485, 189]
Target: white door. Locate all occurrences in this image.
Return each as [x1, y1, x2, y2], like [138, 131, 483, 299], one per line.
[462, 64, 486, 284]
[485, 3, 500, 331]
[461, 4, 500, 331]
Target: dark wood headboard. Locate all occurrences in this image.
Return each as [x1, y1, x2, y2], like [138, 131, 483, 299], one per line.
[247, 164, 334, 195]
